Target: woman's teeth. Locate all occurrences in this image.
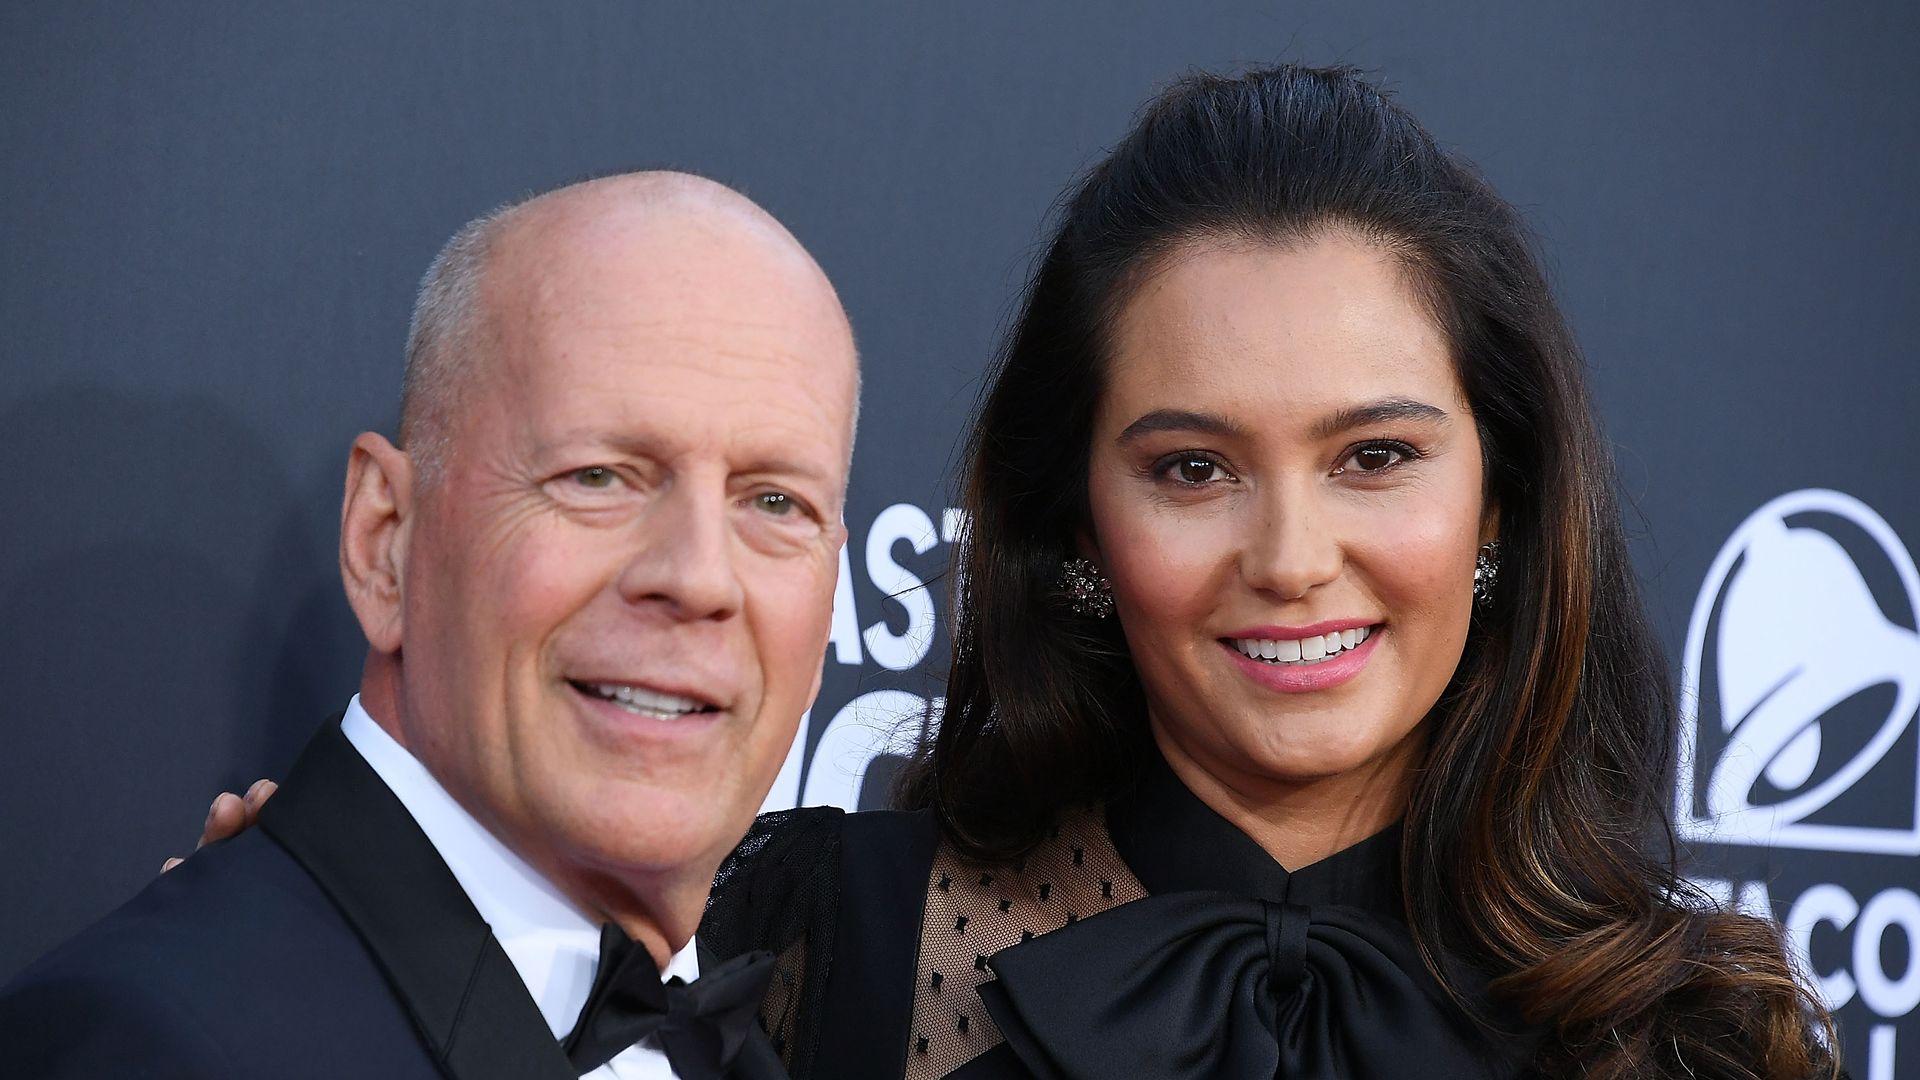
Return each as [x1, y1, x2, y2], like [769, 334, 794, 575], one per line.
[1230, 626, 1372, 665]
[580, 681, 710, 717]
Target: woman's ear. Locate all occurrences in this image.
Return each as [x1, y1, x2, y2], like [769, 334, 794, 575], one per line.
[1074, 526, 1103, 565]
[339, 432, 414, 655]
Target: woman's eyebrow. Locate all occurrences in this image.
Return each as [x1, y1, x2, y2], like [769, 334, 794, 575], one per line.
[1115, 408, 1252, 445]
[1311, 398, 1450, 439]
[1115, 400, 1449, 445]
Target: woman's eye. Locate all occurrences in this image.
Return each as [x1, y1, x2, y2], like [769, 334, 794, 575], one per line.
[1168, 456, 1227, 485]
[572, 466, 618, 489]
[1342, 443, 1411, 473]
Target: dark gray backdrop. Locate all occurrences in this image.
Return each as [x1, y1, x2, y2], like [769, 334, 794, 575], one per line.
[4, 4, 1916, 1075]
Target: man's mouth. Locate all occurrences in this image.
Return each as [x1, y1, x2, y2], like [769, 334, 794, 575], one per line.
[1227, 625, 1376, 665]
[568, 680, 720, 720]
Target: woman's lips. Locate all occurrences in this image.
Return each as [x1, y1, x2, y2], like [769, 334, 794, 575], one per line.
[1220, 624, 1382, 693]
[1226, 623, 1374, 663]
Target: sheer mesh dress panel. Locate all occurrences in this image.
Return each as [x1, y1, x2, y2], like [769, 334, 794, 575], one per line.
[907, 809, 1145, 1079]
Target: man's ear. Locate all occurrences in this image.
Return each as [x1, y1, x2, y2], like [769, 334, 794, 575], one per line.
[340, 432, 415, 655]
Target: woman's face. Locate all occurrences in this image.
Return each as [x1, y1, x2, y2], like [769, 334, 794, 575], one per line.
[1085, 233, 1491, 833]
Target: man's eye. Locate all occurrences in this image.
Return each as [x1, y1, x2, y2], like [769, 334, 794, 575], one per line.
[572, 466, 618, 489]
[755, 491, 795, 515]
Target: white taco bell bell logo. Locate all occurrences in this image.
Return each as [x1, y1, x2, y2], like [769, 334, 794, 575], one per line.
[1676, 488, 1920, 855]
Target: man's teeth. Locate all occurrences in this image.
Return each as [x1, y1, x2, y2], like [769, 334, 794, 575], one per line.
[1231, 626, 1372, 665]
[583, 682, 709, 716]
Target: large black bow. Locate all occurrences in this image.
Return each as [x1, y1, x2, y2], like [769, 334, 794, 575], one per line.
[979, 892, 1533, 1079]
[561, 924, 774, 1078]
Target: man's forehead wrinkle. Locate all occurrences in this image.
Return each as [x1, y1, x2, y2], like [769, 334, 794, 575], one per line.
[505, 276, 854, 416]
[509, 341, 849, 449]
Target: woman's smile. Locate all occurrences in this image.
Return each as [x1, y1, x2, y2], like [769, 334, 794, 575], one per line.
[1221, 624, 1383, 692]
[1224, 621, 1377, 664]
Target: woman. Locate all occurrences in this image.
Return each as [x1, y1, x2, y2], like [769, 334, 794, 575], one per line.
[701, 65, 1838, 1079]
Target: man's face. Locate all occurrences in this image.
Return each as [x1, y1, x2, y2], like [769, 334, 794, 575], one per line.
[393, 209, 854, 894]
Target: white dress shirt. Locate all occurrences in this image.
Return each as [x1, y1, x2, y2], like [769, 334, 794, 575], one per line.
[341, 695, 699, 1080]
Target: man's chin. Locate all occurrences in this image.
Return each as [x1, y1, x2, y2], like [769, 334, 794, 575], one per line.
[541, 782, 750, 878]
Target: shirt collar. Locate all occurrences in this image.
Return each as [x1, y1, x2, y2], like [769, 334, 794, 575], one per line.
[339, 695, 700, 1039]
[1105, 747, 1403, 911]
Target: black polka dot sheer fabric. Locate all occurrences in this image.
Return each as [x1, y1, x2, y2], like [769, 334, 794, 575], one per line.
[906, 810, 1145, 1080]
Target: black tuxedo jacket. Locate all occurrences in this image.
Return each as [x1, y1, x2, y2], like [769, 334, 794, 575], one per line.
[0, 718, 787, 1079]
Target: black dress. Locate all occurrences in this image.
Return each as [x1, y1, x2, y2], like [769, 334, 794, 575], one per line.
[701, 752, 1540, 1079]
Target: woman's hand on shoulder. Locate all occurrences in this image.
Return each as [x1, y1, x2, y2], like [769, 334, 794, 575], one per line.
[159, 779, 277, 872]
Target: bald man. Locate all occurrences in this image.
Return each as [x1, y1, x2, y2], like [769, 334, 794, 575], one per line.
[0, 173, 857, 1080]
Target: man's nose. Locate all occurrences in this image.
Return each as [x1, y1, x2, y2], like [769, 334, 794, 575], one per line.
[614, 482, 745, 620]
[1240, 484, 1343, 601]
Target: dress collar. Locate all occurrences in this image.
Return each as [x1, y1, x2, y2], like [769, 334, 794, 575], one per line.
[340, 696, 700, 1040]
[1105, 748, 1403, 912]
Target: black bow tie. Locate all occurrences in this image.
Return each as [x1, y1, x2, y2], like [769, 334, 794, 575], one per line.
[560, 923, 774, 1078]
[978, 892, 1538, 1079]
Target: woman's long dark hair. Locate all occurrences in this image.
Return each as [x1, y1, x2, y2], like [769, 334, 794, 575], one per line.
[900, 65, 1834, 1079]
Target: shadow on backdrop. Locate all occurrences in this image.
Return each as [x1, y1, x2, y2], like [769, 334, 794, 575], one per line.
[0, 385, 364, 979]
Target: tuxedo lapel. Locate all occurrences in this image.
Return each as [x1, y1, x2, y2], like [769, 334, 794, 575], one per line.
[259, 718, 576, 1080]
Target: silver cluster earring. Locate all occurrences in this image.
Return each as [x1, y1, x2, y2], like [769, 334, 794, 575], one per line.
[1473, 540, 1501, 606]
[1056, 556, 1115, 619]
